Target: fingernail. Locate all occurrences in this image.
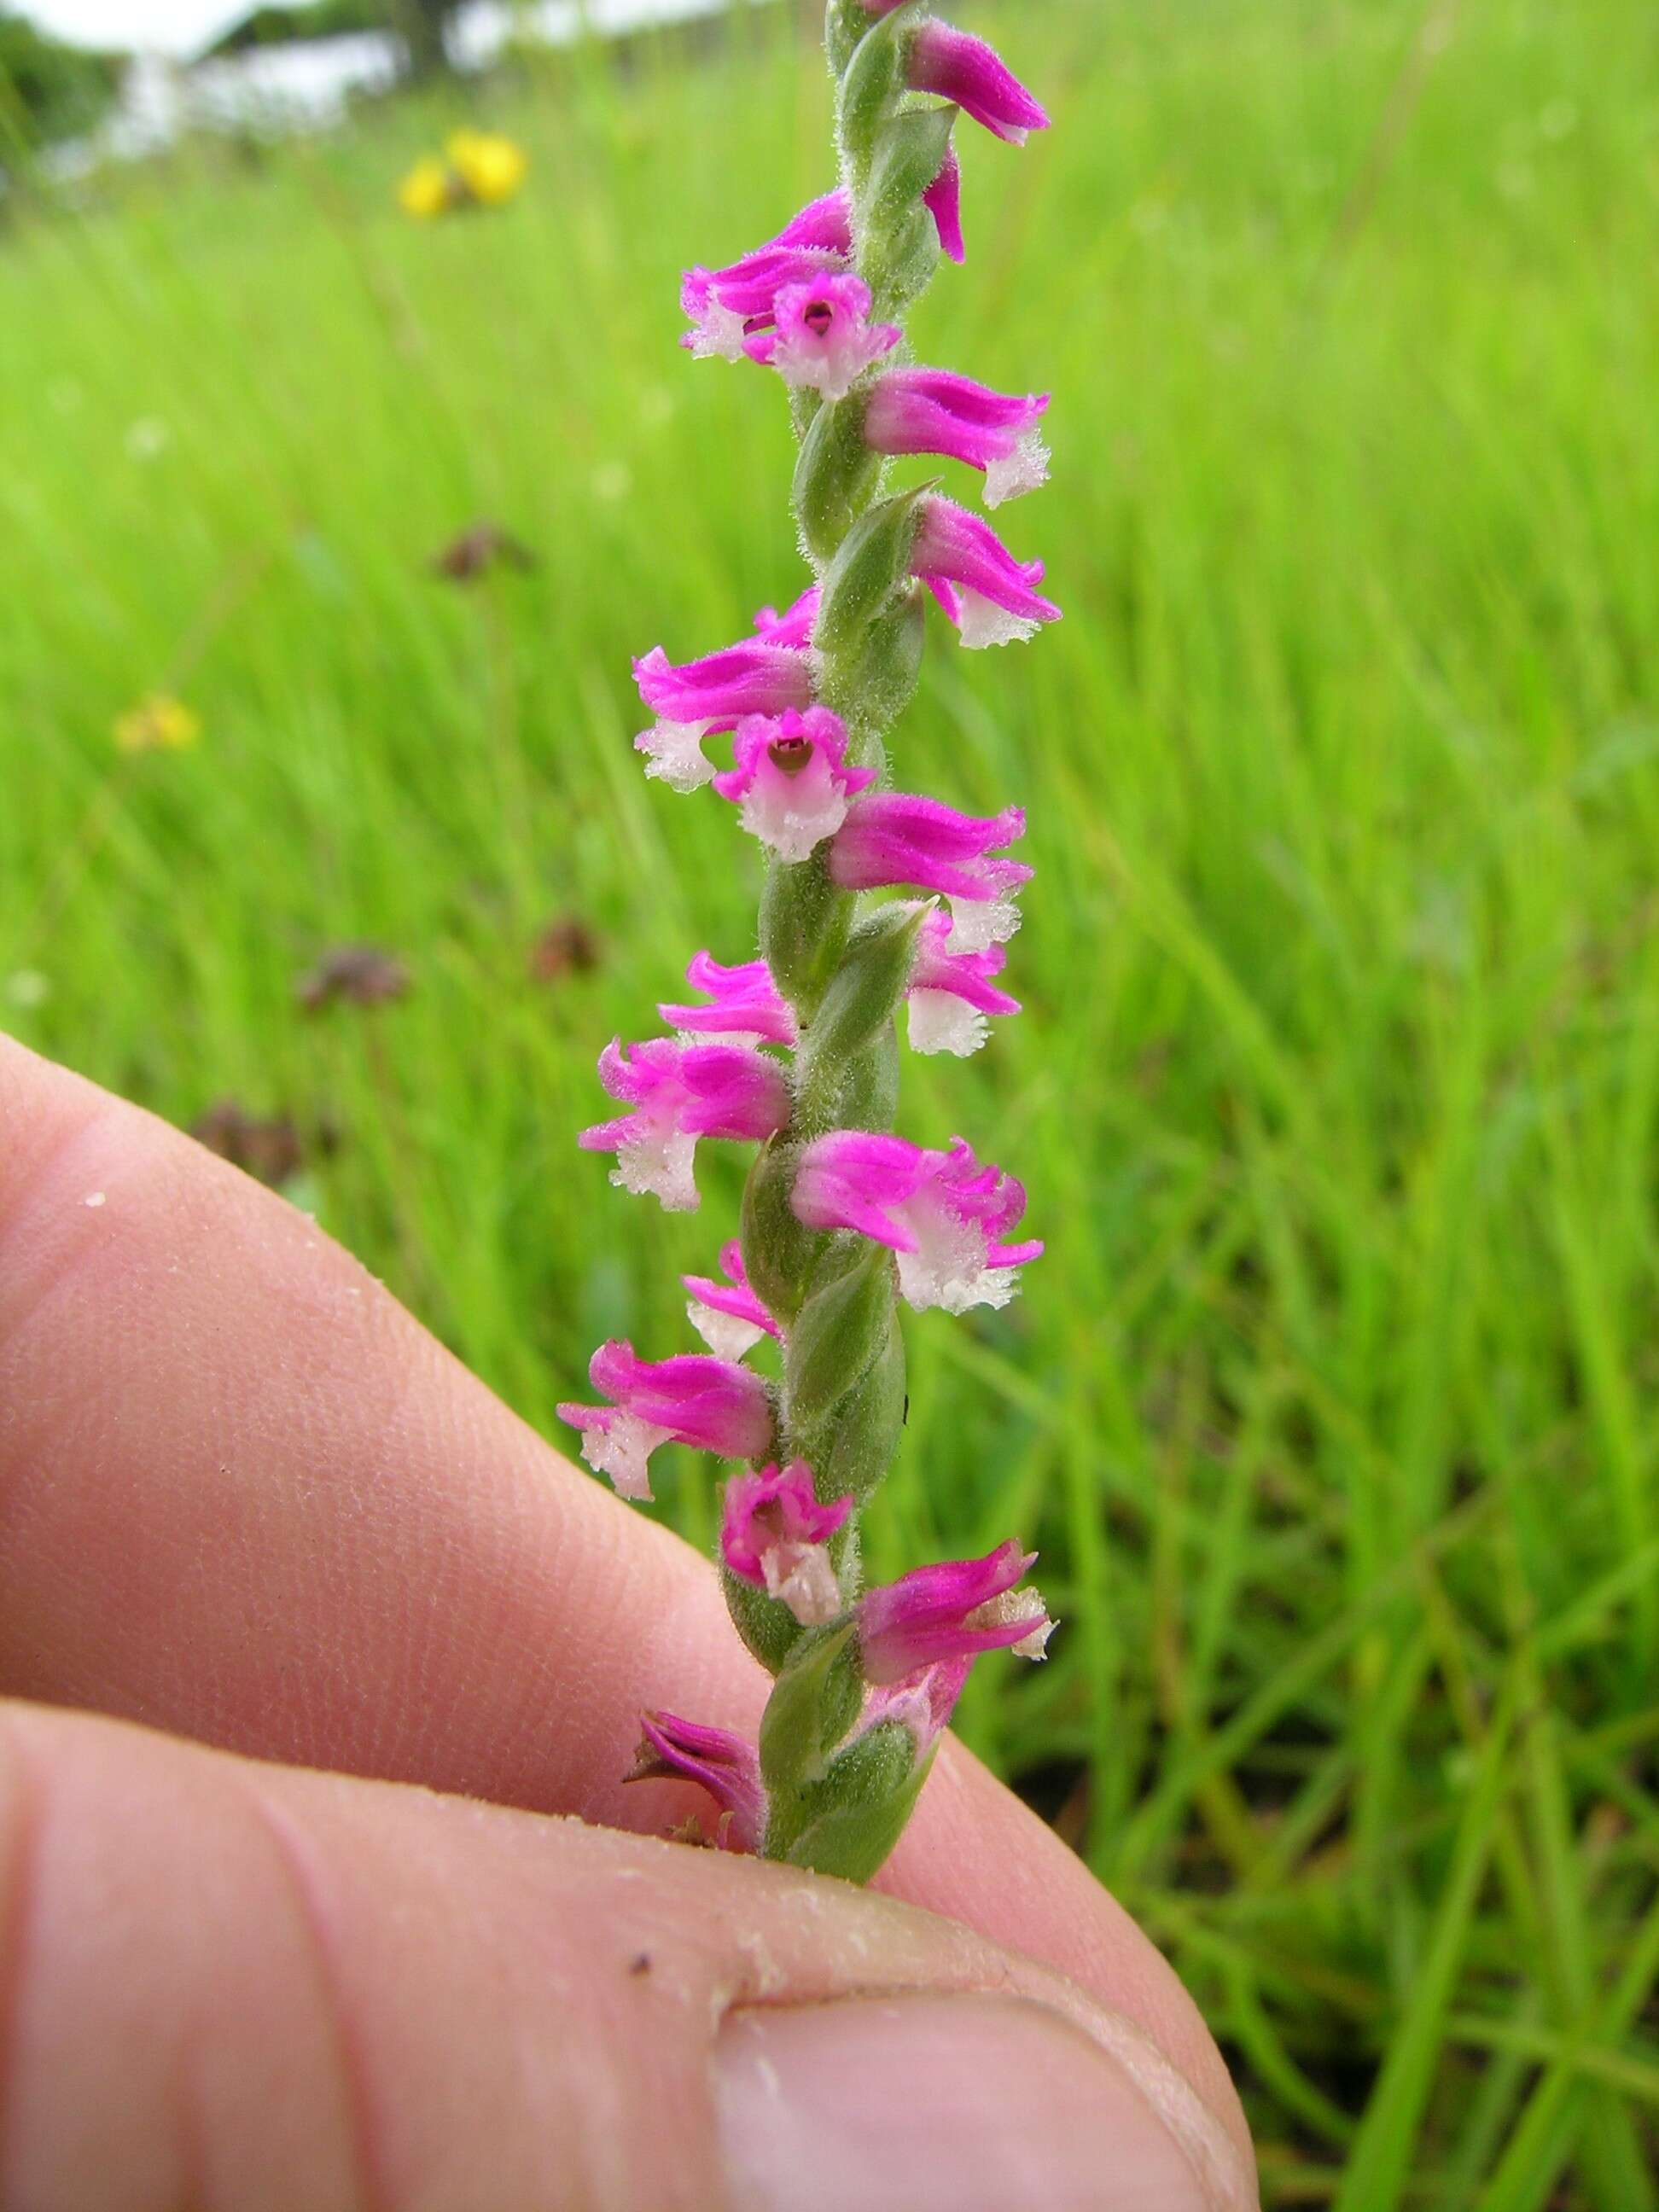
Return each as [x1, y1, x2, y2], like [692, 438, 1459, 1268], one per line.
[714, 1992, 1221, 2212]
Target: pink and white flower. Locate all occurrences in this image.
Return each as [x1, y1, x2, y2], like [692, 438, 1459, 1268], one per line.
[743, 274, 901, 404]
[557, 1340, 775, 1501]
[905, 906, 1020, 1057]
[580, 1037, 791, 1211]
[828, 791, 1033, 949]
[680, 192, 853, 360]
[712, 706, 877, 862]
[859, 1540, 1054, 1683]
[632, 622, 817, 793]
[683, 1239, 781, 1360]
[864, 369, 1050, 508]
[791, 1131, 1042, 1313]
[659, 952, 798, 1048]
[911, 496, 1062, 648]
[629, 1713, 767, 1852]
[721, 1459, 854, 1627]
[858, 1657, 972, 1756]
[908, 22, 1051, 147]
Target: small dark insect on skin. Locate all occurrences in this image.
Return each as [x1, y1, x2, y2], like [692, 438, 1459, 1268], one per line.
[628, 1953, 653, 1976]
[429, 521, 538, 584]
[295, 945, 411, 1012]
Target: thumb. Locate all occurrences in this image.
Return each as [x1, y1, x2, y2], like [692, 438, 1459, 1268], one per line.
[0, 1700, 1256, 2212]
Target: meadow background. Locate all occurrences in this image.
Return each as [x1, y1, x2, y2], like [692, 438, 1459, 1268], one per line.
[3, 0, 1658, 2201]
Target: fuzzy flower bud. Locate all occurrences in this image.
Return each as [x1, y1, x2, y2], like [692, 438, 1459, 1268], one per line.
[864, 369, 1051, 508]
[828, 791, 1033, 950]
[722, 1460, 854, 1627]
[628, 1713, 767, 1851]
[907, 22, 1051, 147]
[905, 906, 1021, 1057]
[632, 621, 818, 792]
[859, 1541, 1055, 1684]
[660, 952, 798, 1047]
[791, 1132, 1042, 1313]
[922, 144, 965, 265]
[911, 496, 1062, 648]
[712, 706, 877, 862]
[580, 1037, 791, 1211]
[683, 1239, 781, 1359]
[743, 274, 901, 404]
[557, 1340, 775, 1501]
[680, 191, 853, 359]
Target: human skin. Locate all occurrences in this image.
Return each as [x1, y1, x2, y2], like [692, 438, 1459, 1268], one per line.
[0, 1033, 1257, 2210]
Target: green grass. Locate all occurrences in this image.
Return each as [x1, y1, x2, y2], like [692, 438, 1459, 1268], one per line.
[3, 0, 1658, 2199]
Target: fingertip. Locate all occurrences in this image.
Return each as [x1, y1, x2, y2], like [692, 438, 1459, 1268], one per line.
[882, 1734, 1256, 2181]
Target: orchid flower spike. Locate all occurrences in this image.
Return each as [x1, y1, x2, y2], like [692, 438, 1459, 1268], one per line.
[859, 1540, 1055, 1682]
[557, 1340, 775, 1501]
[712, 706, 877, 862]
[628, 1714, 768, 1852]
[743, 274, 901, 403]
[576, 0, 1062, 1883]
[660, 952, 798, 1047]
[680, 191, 853, 359]
[911, 496, 1062, 648]
[683, 1239, 781, 1360]
[864, 369, 1051, 508]
[579, 1037, 791, 1211]
[721, 1460, 854, 1627]
[828, 792, 1033, 950]
[905, 905, 1021, 1057]
[791, 1132, 1043, 1313]
[632, 619, 818, 792]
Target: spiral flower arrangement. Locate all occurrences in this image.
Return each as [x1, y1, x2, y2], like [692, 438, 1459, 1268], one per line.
[562, 0, 1057, 1883]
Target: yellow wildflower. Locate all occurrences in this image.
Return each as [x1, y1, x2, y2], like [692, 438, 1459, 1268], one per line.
[399, 155, 454, 220]
[114, 694, 201, 755]
[445, 130, 527, 208]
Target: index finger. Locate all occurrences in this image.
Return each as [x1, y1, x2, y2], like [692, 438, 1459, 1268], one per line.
[0, 1032, 1249, 2165]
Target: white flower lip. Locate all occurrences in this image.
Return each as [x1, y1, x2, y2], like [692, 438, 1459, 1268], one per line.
[946, 894, 1022, 952]
[955, 585, 1041, 649]
[579, 1411, 672, 1502]
[686, 1297, 767, 1361]
[984, 431, 1051, 509]
[740, 778, 852, 862]
[638, 721, 716, 791]
[613, 1127, 699, 1212]
[906, 989, 989, 1058]
[762, 1540, 843, 1627]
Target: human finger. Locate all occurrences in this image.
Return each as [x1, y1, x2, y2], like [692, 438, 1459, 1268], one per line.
[0, 1698, 1257, 2210]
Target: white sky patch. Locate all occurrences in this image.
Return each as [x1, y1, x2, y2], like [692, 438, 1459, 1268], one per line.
[26, 0, 738, 57]
[22, 1, 248, 53]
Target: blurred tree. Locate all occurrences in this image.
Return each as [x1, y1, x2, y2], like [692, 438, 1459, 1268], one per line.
[206, 0, 459, 73]
[0, 7, 122, 149]
[206, 3, 385, 53]
[392, 0, 461, 76]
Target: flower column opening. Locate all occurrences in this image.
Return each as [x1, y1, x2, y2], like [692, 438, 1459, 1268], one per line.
[565, 0, 1058, 1883]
